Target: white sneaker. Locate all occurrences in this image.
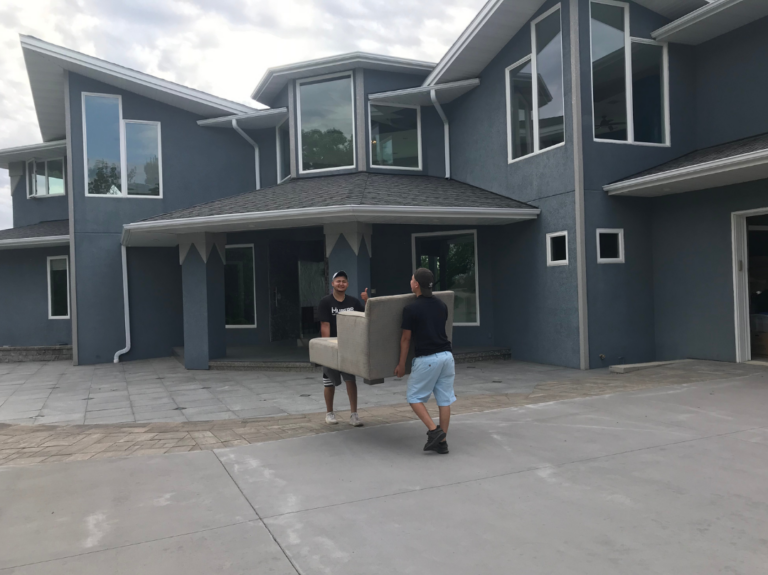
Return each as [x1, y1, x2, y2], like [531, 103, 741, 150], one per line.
[325, 412, 338, 425]
[349, 412, 363, 427]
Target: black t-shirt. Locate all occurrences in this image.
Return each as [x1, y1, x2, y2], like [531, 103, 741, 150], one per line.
[318, 294, 365, 337]
[401, 296, 453, 357]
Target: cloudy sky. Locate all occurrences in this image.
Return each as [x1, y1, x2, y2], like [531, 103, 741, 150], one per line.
[0, 0, 486, 229]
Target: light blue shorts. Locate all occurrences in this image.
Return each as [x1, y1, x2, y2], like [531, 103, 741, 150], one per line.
[406, 351, 456, 407]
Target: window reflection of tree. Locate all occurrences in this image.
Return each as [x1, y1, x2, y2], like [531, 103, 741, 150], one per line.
[302, 128, 353, 171]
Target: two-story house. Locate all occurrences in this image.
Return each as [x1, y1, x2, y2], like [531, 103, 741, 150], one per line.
[2, 0, 768, 372]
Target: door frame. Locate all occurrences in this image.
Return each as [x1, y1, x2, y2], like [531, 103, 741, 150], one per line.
[732, 207, 768, 362]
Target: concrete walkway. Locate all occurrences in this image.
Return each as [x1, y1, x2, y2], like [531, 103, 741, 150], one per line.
[1, 370, 766, 573]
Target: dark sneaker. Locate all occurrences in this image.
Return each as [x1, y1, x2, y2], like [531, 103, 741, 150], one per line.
[423, 426, 446, 451]
[426, 440, 449, 455]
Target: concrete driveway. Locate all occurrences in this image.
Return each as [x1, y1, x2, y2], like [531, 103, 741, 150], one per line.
[1, 372, 766, 574]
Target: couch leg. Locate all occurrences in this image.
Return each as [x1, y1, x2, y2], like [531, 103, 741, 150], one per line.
[364, 378, 385, 385]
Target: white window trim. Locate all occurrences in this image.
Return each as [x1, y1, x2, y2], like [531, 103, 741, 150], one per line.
[82, 93, 163, 199]
[124, 119, 164, 198]
[296, 71, 357, 175]
[47, 255, 70, 320]
[506, 4, 566, 164]
[411, 229, 480, 327]
[589, 0, 671, 147]
[275, 117, 291, 183]
[596, 228, 625, 264]
[225, 244, 257, 329]
[27, 158, 67, 198]
[368, 101, 422, 171]
[546, 231, 569, 266]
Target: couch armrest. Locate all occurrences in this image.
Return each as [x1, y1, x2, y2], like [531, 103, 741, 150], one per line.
[336, 311, 370, 378]
[308, 337, 339, 370]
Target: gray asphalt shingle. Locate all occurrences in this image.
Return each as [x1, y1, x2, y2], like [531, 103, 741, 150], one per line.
[0, 219, 69, 241]
[141, 173, 534, 222]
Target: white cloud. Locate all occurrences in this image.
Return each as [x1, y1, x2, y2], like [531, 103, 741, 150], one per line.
[0, 0, 485, 229]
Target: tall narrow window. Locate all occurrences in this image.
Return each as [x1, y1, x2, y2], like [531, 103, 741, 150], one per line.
[48, 256, 70, 319]
[506, 58, 534, 160]
[125, 121, 161, 196]
[506, 6, 564, 162]
[590, 1, 669, 144]
[413, 231, 479, 326]
[84, 94, 122, 195]
[632, 42, 665, 144]
[298, 74, 355, 173]
[534, 8, 565, 150]
[369, 104, 421, 169]
[225, 245, 257, 328]
[276, 118, 291, 182]
[27, 158, 66, 197]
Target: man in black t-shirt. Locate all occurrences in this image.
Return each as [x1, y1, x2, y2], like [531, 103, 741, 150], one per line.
[395, 268, 455, 455]
[317, 270, 367, 427]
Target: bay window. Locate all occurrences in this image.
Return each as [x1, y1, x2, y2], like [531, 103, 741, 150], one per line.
[369, 103, 421, 170]
[276, 118, 291, 182]
[83, 93, 163, 197]
[590, 0, 669, 145]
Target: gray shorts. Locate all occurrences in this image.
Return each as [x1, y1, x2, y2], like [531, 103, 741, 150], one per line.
[323, 368, 356, 387]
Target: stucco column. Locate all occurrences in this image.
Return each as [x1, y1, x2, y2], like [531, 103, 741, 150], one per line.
[324, 223, 372, 302]
[179, 233, 227, 370]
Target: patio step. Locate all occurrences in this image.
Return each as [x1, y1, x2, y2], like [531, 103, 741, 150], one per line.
[0, 345, 72, 363]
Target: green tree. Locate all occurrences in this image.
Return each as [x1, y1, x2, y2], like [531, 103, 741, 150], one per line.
[301, 128, 353, 170]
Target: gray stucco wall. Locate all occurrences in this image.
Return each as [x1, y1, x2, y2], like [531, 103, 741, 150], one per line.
[10, 161, 69, 228]
[370, 224, 497, 350]
[67, 72, 257, 364]
[0, 246, 72, 347]
[652, 180, 768, 362]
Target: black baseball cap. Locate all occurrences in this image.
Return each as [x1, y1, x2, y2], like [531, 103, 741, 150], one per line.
[332, 270, 348, 280]
[414, 268, 434, 297]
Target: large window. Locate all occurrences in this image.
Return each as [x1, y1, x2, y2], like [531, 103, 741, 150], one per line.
[27, 158, 65, 197]
[276, 118, 291, 182]
[83, 93, 163, 197]
[225, 245, 256, 328]
[506, 5, 565, 162]
[297, 73, 355, 173]
[47, 256, 70, 319]
[590, 0, 669, 145]
[369, 103, 421, 170]
[413, 231, 479, 326]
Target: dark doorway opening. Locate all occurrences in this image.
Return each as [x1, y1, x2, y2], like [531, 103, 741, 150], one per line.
[747, 215, 768, 359]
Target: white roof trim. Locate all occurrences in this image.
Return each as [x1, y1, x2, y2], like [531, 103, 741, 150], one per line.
[197, 108, 288, 129]
[652, 0, 768, 45]
[0, 235, 70, 250]
[369, 79, 480, 106]
[0, 140, 67, 169]
[604, 148, 768, 196]
[251, 52, 435, 105]
[122, 205, 540, 246]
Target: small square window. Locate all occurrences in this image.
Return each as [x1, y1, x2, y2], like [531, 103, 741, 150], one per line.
[597, 229, 624, 263]
[546, 231, 568, 266]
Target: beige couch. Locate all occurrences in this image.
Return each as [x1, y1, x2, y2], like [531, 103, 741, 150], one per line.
[309, 291, 454, 382]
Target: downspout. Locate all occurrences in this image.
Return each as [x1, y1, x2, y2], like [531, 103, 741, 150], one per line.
[430, 89, 450, 179]
[113, 245, 131, 363]
[232, 118, 261, 190]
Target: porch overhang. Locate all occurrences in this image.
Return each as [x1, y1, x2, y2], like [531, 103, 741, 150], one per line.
[605, 134, 768, 197]
[0, 220, 70, 250]
[0, 140, 67, 169]
[369, 79, 480, 107]
[197, 108, 288, 130]
[0, 235, 69, 251]
[652, 0, 768, 46]
[121, 205, 540, 247]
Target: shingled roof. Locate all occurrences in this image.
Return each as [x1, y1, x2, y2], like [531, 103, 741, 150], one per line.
[141, 173, 535, 223]
[0, 219, 69, 241]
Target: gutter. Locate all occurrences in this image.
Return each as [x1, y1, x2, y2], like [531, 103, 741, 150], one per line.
[431, 90, 451, 179]
[113, 245, 131, 363]
[0, 235, 70, 250]
[232, 119, 261, 190]
[652, 0, 744, 42]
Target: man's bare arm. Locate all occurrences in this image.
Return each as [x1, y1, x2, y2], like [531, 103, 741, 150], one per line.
[320, 322, 330, 338]
[395, 329, 411, 378]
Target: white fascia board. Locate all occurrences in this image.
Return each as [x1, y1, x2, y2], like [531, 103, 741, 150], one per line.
[0, 140, 67, 169]
[123, 205, 540, 245]
[0, 235, 70, 250]
[197, 108, 289, 129]
[21, 35, 254, 115]
[652, 0, 768, 45]
[251, 52, 435, 104]
[604, 148, 768, 195]
[369, 79, 480, 106]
